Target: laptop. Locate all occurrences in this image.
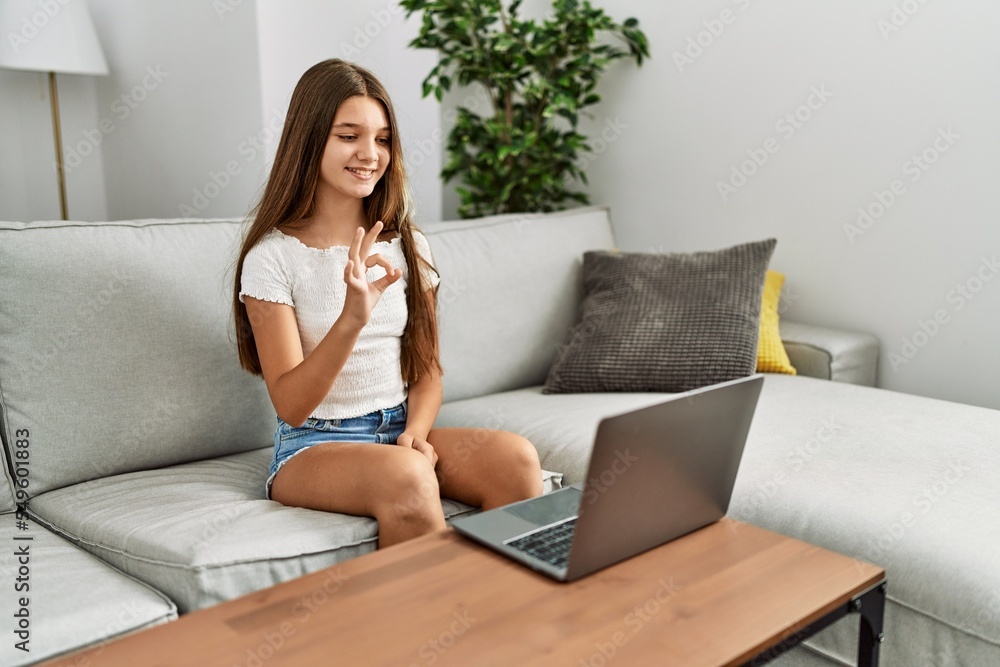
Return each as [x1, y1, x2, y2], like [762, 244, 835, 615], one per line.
[451, 374, 764, 582]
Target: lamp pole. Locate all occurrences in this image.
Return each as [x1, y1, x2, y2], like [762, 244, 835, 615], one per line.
[49, 71, 68, 221]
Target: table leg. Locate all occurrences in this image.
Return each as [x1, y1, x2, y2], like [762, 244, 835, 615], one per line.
[856, 581, 887, 667]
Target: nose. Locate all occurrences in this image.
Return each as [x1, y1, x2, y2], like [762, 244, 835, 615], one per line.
[356, 137, 378, 163]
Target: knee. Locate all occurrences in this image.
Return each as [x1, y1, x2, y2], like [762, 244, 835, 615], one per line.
[509, 434, 541, 472]
[377, 449, 441, 520]
[501, 434, 544, 497]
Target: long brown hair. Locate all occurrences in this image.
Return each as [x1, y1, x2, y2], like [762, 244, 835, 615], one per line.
[232, 59, 441, 385]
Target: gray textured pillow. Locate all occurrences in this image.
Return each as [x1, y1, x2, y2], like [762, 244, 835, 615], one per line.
[543, 238, 776, 393]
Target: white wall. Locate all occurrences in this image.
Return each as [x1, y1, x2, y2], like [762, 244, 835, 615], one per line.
[255, 0, 442, 222]
[1, 1, 440, 224]
[86, 0, 265, 220]
[469, 0, 998, 409]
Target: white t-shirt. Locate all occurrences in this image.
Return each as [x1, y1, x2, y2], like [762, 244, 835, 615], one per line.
[239, 227, 440, 420]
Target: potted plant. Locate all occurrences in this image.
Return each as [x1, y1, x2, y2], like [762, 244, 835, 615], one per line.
[400, 0, 650, 218]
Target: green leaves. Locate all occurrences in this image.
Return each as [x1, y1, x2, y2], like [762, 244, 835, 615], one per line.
[400, 0, 650, 218]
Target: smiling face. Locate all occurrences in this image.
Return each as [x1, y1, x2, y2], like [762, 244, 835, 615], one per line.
[316, 95, 392, 207]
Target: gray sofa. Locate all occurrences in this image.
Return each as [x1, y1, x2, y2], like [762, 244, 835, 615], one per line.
[0, 206, 996, 666]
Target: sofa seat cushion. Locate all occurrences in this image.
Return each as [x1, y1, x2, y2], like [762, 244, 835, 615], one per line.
[0, 517, 176, 666]
[27, 448, 562, 614]
[731, 374, 1000, 665]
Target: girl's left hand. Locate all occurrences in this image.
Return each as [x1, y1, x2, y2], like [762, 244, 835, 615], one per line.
[396, 431, 438, 469]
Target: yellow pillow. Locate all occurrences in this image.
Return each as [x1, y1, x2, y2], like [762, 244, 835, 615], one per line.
[757, 270, 796, 374]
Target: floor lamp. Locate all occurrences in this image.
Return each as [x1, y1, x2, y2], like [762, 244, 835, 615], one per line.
[0, 0, 108, 221]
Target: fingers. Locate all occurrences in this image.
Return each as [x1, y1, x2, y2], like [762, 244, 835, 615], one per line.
[349, 222, 394, 282]
[360, 252, 401, 291]
[343, 259, 366, 289]
[364, 251, 395, 271]
[370, 273, 400, 294]
[413, 438, 437, 468]
[347, 224, 401, 297]
[397, 432, 438, 467]
[359, 220, 384, 259]
[411, 439, 438, 468]
[348, 225, 365, 267]
[365, 253, 403, 292]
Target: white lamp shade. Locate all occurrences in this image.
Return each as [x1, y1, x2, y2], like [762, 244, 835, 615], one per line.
[0, 0, 108, 75]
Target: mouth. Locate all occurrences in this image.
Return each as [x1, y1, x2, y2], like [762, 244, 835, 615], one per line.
[346, 167, 376, 180]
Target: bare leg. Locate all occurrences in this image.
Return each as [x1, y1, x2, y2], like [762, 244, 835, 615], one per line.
[269, 442, 447, 548]
[428, 428, 544, 509]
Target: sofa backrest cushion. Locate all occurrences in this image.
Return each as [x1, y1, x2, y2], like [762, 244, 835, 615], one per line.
[421, 206, 617, 403]
[0, 219, 275, 498]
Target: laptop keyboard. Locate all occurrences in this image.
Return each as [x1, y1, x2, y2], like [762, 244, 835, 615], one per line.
[505, 517, 577, 570]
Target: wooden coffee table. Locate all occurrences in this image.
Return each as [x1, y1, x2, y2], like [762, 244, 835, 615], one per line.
[42, 518, 885, 666]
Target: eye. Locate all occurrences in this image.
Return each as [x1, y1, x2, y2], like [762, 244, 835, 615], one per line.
[338, 135, 356, 141]
[377, 137, 391, 145]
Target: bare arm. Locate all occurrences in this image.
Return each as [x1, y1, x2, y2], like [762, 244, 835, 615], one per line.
[396, 361, 443, 471]
[244, 298, 361, 427]
[403, 362, 443, 440]
[244, 222, 401, 427]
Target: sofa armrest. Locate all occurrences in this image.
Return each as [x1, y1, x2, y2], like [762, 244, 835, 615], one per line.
[779, 320, 879, 386]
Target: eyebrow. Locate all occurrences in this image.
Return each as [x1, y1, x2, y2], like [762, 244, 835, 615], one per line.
[332, 123, 390, 131]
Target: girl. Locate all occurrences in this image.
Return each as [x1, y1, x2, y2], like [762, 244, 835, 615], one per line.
[232, 59, 543, 549]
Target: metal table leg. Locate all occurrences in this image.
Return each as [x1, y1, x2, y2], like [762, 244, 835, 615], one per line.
[856, 581, 887, 667]
[742, 579, 887, 667]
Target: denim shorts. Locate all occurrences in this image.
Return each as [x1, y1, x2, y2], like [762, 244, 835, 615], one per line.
[265, 401, 407, 499]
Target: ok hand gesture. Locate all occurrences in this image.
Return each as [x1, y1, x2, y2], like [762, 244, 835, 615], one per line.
[342, 221, 401, 326]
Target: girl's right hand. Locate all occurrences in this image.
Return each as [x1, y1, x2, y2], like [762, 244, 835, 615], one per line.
[397, 431, 439, 469]
[341, 221, 401, 326]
